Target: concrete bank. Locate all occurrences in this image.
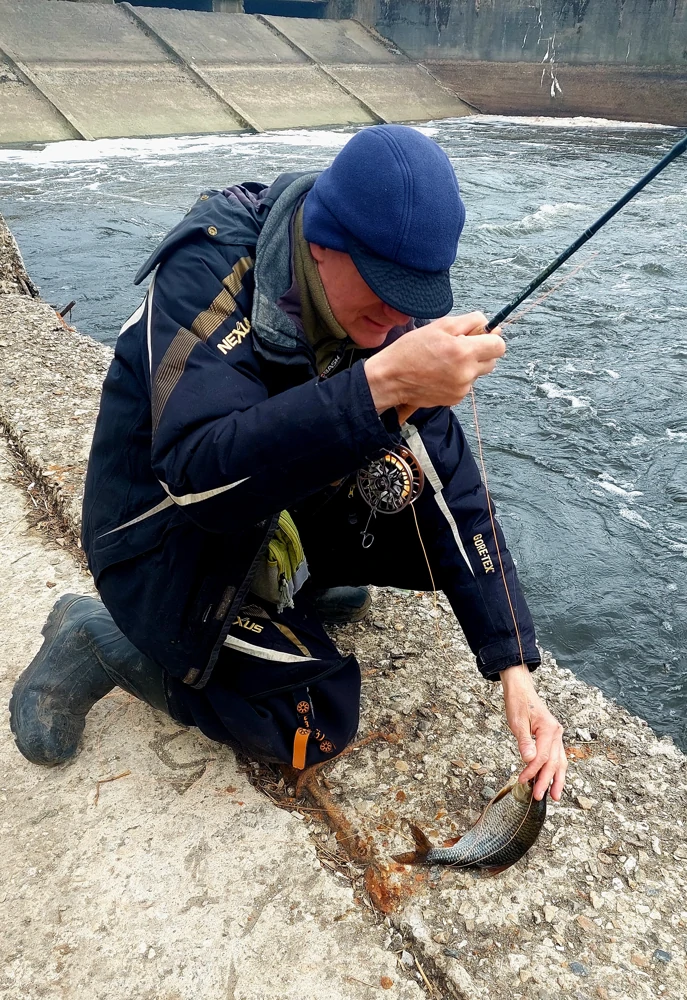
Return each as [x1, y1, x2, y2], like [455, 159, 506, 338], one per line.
[0, 0, 469, 144]
[1, 213, 686, 1000]
[0, 218, 423, 1000]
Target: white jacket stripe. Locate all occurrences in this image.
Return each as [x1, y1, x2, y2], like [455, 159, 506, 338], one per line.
[223, 634, 316, 663]
[146, 272, 156, 377]
[118, 298, 147, 339]
[160, 477, 249, 506]
[97, 495, 174, 538]
[403, 423, 475, 577]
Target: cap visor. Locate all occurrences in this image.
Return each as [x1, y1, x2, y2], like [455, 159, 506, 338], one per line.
[346, 235, 453, 320]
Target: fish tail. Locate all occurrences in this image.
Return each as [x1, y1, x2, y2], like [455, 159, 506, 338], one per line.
[392, 822, 433, 865]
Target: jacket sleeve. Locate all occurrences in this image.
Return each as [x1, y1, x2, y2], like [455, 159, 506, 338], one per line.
[146, 239, 399, 531]
[403, 407, 540, 681]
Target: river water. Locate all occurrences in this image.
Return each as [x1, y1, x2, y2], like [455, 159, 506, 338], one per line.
[1, 118, 685, 748]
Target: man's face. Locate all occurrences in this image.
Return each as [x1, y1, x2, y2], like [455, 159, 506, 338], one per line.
[310, 244, 410, 349]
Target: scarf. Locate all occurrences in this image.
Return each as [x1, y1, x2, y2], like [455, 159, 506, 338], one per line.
[292, 205, 350, 375]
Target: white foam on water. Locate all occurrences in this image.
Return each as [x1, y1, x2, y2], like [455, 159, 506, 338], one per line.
[596, 476, 643, 498]
[0, 128, 356, 166]
[432, 114, 672, 130]
[539, 382, 590, 408]
[618, 507, 652, 529]
[479, 201, 589, 234]
[666, 429, 687, 442]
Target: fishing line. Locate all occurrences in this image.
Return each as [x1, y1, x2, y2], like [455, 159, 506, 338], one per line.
[465, 129, 687, 750]
[411, 502, 443, 647]
[502, 252, 599, 329]
[469, 387, 527, 671]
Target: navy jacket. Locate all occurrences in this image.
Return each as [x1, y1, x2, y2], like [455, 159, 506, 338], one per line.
[82, 171, 540, 689]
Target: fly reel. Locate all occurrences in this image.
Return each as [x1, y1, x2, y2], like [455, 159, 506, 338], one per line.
[356, 447, 424, 548]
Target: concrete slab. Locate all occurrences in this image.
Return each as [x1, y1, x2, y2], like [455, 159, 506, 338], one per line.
[267, 16, 399, 65]
[0, 289, 112, 531]
[0, 0, 166, 64]
[318, 599, 687, 999]
[0, 1, 468, 140]
[34, 63, 245, 139]
[0, 435, 424, 1000]
[135, 8, 306, 65]
[0, 216, 422, 1000]
[136, 10, 376, 129]
[0, 57, 74, 145]
[328, 64, 471, 123]
[207, 64, 374, 128]
[266, 17, 472, 121]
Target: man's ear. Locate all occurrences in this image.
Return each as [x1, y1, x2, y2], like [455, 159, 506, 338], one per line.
[309, 242, 327, 264]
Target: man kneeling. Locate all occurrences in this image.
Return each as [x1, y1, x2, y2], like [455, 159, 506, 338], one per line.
[10, 126, 566, 802]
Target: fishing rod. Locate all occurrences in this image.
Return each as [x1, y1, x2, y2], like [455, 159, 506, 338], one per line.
[485, 131, 687, 331]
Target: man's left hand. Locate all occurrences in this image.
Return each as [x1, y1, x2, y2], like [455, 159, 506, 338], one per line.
[499, 665, 567, 802]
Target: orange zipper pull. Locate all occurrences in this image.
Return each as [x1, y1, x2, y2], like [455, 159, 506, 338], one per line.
[292, 727, 310, 770]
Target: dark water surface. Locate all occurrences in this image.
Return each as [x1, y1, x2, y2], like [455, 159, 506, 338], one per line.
[1, 118, 685, 747]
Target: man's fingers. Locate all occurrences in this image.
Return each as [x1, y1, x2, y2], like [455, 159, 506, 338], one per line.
[515, 724, 537, 763]
[518, 729, 556, 785]
[463, 333, 506, 362]
[519, 727, 567, 801]
[533, 758, 558, 801]
[474, 358, 498, 377]
[549, 761, 567, 802]
[441, 311, 488, 338]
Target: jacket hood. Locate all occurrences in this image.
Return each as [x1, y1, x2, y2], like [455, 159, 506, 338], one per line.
[132, 171, 313, 287]
[251, 172, 318, 353]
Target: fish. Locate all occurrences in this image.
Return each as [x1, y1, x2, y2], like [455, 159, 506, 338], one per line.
[393, 777, 546, 876]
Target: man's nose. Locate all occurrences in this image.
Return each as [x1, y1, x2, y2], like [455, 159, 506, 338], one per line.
[381, 301, 411, 325]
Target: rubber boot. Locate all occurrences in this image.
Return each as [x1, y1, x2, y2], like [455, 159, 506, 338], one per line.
[10, 593, 168, 766]
[312, 586, 372, 625]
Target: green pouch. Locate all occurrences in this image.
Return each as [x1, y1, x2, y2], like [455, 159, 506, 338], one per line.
[250, 511, 309, 612]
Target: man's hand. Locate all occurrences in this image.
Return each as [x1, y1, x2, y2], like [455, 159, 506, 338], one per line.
[364, 311, 504, 422]
[500, 665, 567, 802]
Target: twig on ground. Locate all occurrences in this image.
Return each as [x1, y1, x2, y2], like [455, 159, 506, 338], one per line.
[345, 975, 381, 991]
[94, 769, 131, 805]
[295, 731, 389, 799]
[412, 954, 436, 996]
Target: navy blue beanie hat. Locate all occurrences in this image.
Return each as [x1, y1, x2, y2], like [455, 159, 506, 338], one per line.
[302, 125, 465, 319]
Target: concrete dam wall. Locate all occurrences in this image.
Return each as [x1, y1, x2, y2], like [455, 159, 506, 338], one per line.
[1, 0, 684, 143]
[0, 0, 470, 143]
[368, 0, 687, 125]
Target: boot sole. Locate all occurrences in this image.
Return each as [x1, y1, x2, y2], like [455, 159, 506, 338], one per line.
[9, 593, 93, 765]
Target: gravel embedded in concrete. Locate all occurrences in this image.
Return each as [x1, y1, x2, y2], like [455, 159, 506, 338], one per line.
[327, 594, 687, 999]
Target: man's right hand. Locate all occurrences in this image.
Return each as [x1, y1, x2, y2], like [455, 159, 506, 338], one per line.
[363, 311, 504, 423]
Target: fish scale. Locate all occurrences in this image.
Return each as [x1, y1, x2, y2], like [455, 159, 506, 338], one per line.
[394, 778, 547, 874]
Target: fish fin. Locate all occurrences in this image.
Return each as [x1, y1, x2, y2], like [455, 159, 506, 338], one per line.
[442, 834, 463, 847]
[480, 861, 517, 879]
[489, 781, 516, 806]
[392, 822, 433, 865]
